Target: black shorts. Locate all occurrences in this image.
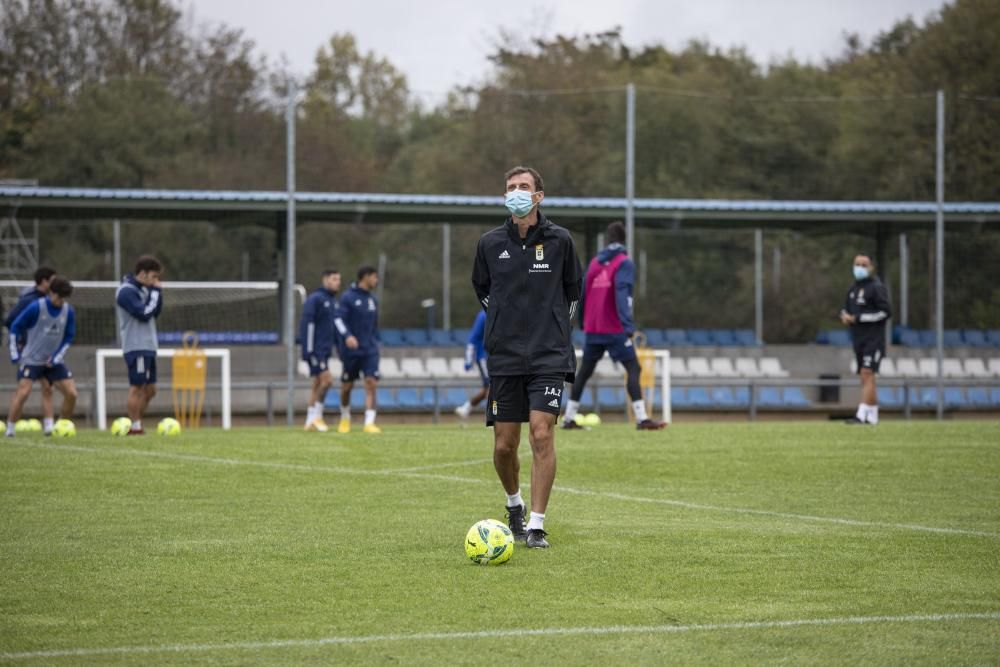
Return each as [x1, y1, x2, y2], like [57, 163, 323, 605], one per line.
[854, 337, 885, 374]
[486, 374, 566, 426]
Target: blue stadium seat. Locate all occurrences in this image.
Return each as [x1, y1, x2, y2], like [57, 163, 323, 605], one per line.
[351, 388, 366, 410]
[429, 329, 453, 346]
[422, 388, 439, 409]
[670, 387, 690, 408]
[710, 387, 738, 407]
[908, 387, 937, 407]
[877, 387, 903, 408]
[380, 329, 405, 346]
[782, 387, 810, 407]
[687, 387, 712, 407]
[402, 328, 430, 346]
[665, 329, 689, 346]
[962, 329, 988, 347]
[377, 387, 397, 409]
[757, 387, 783, 407]
[943, 330, 963, 347]
[711, 330, 737, 346]
[643, 329, 666, 346]
[442, 387, 469, 408]
[990, 387, 1000, 406]
[966, 387, 990, 407]
[943, 387, 967, 408]
[987, 330, 1000, 347]
[917, 330, 936, 347]
[688, 329, 712, 346]
[815, 330, 830, 344]
[733, 329, 757, 346]
[734, 387, 750, 405]
[826, 330, 852, 346]
[450, 328, 471, 345]
[596, 387, 626, 408]
[899, 329, 921, 347]
[396, 388, 423, 408]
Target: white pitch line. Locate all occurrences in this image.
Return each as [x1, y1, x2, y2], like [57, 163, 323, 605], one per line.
[1, 612, 997, 660]
[379, 457, 494, 473]
[7, 441, 999, 539]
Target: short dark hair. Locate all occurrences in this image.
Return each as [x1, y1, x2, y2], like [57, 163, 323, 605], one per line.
[134, 255, 162, 274]
[607, 221, 626, 245]
[34, 266, 56, 285]
[504, 166, 544, 193]
[322, 269, 340, 278]
[357, 265, 377, 282]
[48, 275, 73, 298]
[856, 253, 874, 265]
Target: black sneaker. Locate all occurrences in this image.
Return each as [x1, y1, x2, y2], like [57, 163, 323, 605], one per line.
[844, 417, 867, 425]
[526, 529, 549, 549]
[505, 504, 527, 542]
[637, 419, 667, 430]
[561, 420, 587, 430]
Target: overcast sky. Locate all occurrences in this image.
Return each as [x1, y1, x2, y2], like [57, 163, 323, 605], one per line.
[189, 0, 946, 99]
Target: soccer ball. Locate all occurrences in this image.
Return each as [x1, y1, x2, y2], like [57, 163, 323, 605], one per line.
[110, 417, 132, 436]
[582, 413, 602, 427]
[157, 418, 181, 436]
[465, 519, 514, 566]
[14, 419, 29, 433]
[573, 413, 587, 426]
[24, 418, 42, 432]
[52, 419, 77, 437]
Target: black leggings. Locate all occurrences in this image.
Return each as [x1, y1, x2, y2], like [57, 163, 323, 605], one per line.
[570, 356, 642, 402]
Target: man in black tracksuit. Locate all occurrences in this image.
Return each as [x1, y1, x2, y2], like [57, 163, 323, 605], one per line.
[472, 166, 583, 549]
[840, 253, 892, 425]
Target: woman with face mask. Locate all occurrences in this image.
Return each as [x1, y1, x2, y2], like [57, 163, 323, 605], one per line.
[839, 254, 893, 425]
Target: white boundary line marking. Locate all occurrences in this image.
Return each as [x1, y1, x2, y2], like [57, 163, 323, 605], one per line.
[379, 457, 494, 473]
[2, 612, 997, 660]
[7, 441, 999, 539]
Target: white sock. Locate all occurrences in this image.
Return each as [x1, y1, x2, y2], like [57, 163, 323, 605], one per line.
[527, 512, 545, 531]
[43, 417, 54, 432]
[563, 399, 580, 423]
[866, 404, 879, 424]
[305, 405, 316, 424]
[6, 422, 14, 436]
[313, 402, 324, 420]
[506, 490, 524, 509]
[459, 400, 471, 411]
[131, 420, 142, 431]
[632, 399, 649, 422]
[364, 409, 376, 426]
[340, 406, 350, 420]
[855, 404, 866, 421]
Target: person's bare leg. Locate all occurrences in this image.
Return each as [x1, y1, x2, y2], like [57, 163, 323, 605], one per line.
[127, 386, 145, 421]
[54, 379, 78, 419]
[6, 379, 34, 431]
[493, 422, 521, 494]
[40, 380, 54, 421]
[527, 410, 557, 514]
[860, 369, 877, 406]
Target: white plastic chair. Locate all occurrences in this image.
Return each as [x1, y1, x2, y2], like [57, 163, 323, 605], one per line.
[686, 357, 714, 377]
[669, 357, 691, 378]
[759, 357, 789, 378]
[425, 357, 452, 378]
[379, 357, 404, 379]
[710, 357, 739, 377]
[963, 358, 992, 378]
[894, 358, 921, 377]
[734, 357, 763, 377]
[400, 358, 430, 378]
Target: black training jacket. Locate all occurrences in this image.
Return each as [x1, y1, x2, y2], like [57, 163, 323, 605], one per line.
[843, 276, 892, 341]
[472, 213, 583, 380]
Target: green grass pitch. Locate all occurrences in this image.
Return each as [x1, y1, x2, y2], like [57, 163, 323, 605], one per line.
[1, 421, 998, 665]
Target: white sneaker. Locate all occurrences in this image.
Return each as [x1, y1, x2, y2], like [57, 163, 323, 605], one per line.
[454, 402, 471, 419]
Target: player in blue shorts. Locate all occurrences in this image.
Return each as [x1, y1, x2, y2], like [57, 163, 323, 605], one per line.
[3, 267, 58, 430]
[334, 266, 382, 434]
[5, 276, 77, 436]
[115, 256, 164, 435]
[455, 310, 489, 419]
[299, 269, 341, 432]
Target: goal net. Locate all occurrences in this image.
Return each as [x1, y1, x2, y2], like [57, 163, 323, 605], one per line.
[1, 281, 305, 345]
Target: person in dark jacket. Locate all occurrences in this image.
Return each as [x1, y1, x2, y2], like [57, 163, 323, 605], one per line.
[115, 255, 164, 435]
[334, 266, 382, 434]
[3, 267, 57, 431]
[562, 221, 666, 431]
[840, 253, 892, 425]
[472, 165, 583, 549]
[299, 269, 341, 432]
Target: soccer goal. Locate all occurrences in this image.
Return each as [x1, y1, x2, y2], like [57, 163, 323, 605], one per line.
[95, 348, 232, 430]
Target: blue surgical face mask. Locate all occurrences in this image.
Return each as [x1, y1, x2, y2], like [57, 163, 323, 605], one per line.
[505, 189, 536, 218]
[853, 265, 869, 281]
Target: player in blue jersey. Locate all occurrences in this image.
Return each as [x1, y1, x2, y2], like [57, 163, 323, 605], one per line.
[115, 256, 164, 435]
[334, 266, 381, 434]
[299, 269, 341, 432]
[5, 276, 77, 436]
[3, 267, 58, 430]
[454, 310, 489, 419]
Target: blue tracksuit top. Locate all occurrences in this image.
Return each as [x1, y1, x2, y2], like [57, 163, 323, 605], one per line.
[3, 286, 45, 350]
[299, 287, 339, 359]
[465, 310, 487, 366]
[335, 284, 380, 357]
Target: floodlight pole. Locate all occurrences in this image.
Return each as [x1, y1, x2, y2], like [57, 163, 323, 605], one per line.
[625, 82, 636, 259]
[442, 223, 451, 330]
[899, 233, 908, 327]
[934, 90, 945, 420]
[285, 82, 297, 426]
[754, 229, 763, 344]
